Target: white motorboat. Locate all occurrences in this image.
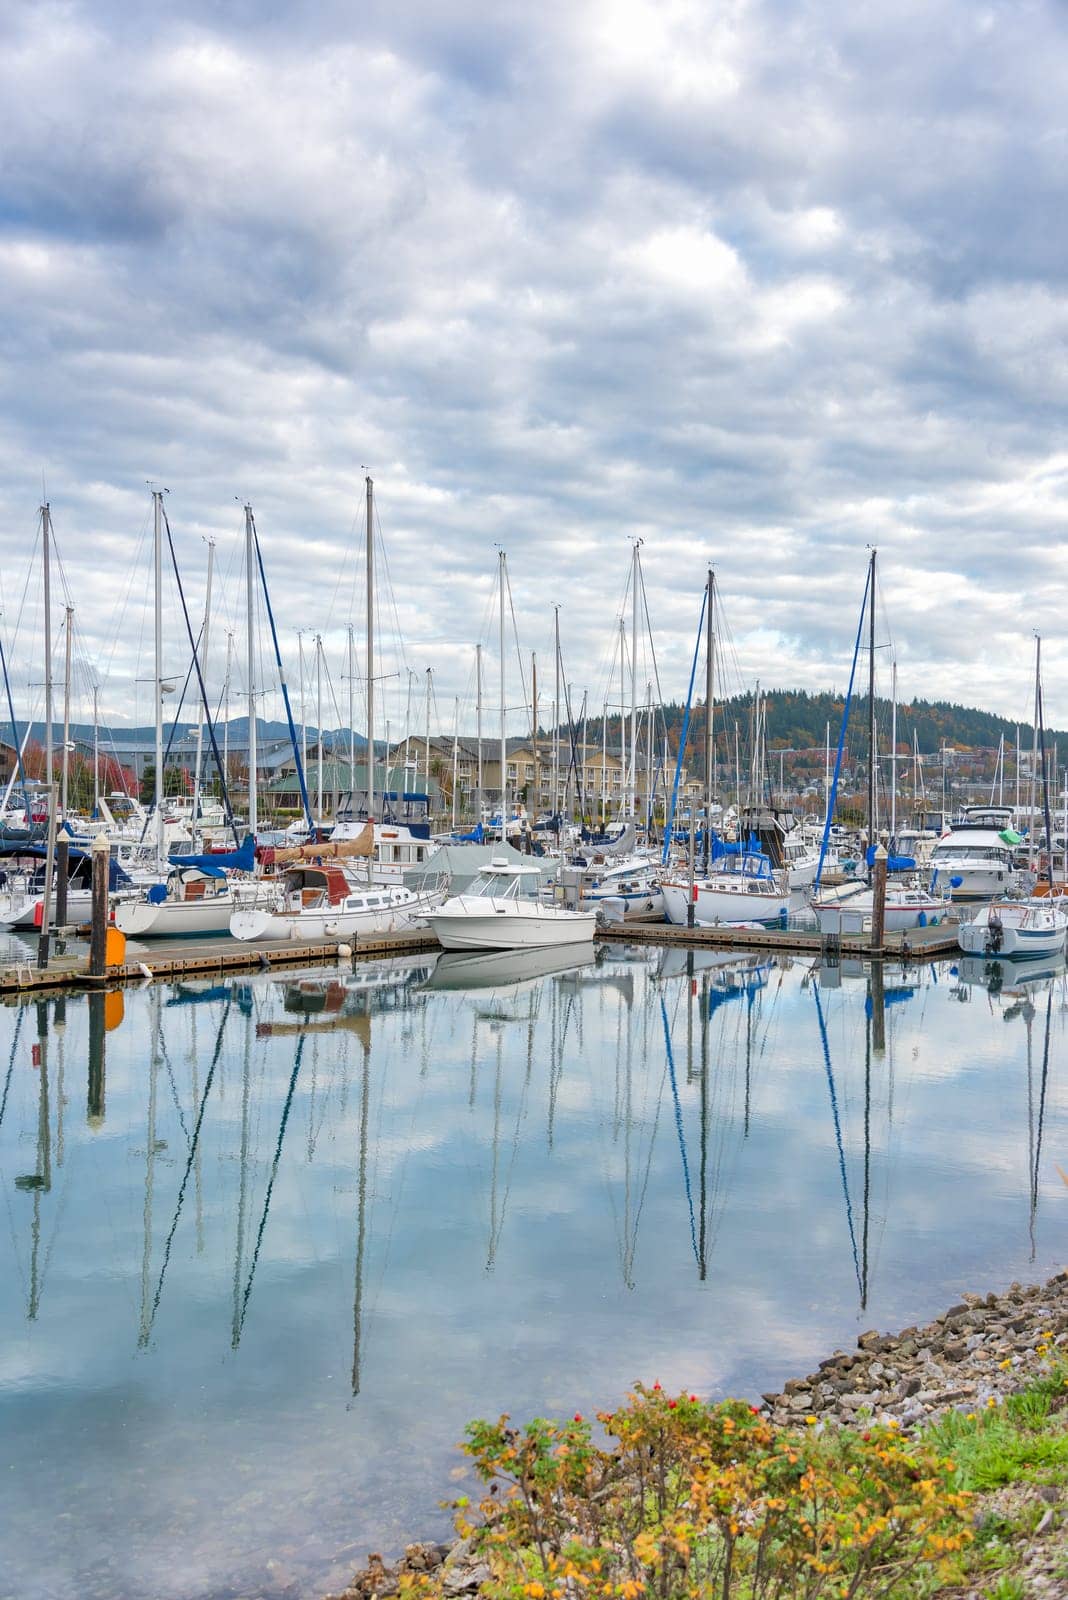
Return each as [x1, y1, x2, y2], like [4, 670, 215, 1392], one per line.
[810, 879, 950, 935]
[426, 858, 597, 950]
[230, 863, 442, 942]
[556, 849, 665, 921]
[780, 833, 820, 889]
[115, 865, 270, 938]
[928, 805, 1032, 900]
[661, 852, 789, 928]
[957, 897, 1068, 959]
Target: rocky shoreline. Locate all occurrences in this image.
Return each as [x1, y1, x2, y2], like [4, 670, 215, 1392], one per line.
[760, 1269, 1068, 1430]
[327, 1271, 1068, 1600]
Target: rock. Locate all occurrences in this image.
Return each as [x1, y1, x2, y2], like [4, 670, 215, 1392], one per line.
[897, 1374, 922, 1399]
[857, 1329, 882, 1351]
[442, 1563, 491, 1595]
[1037, 1485, 1061, 1503]
[943, 1341, 968, 1362]
[1036, 1508, 1054, 1536]
[838, 1392, 879, 1411]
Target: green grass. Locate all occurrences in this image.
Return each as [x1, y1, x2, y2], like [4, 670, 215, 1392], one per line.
[921, 1368, 1068, 1493]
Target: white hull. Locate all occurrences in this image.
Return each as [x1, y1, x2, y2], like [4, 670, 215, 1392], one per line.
[931, 864, 1027, 900]
[0, 886, 95, 928]
[427, 897, 596, 951]
[811, 886, 949, 935]
[958, 901, 1068, 959]
[115, 887, 268, 938]
[662, 879, 788, 927]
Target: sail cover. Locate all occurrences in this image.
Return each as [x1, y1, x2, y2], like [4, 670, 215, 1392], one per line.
[169, 834, 256, 873]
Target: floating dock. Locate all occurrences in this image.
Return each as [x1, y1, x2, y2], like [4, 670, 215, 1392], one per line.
[0, 916, 962, 996]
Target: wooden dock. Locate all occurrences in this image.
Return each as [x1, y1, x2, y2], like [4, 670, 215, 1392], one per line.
[0, 915, 961, 997]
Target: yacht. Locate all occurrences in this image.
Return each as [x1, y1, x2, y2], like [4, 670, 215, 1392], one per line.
[928, 805, 1032, 900]
[426, 858, 596, 950]
[957, 896, 1068, 959]
[230, 863, 442, 942]
[810, 878, 950, 935]
[115, 864, 270, 938]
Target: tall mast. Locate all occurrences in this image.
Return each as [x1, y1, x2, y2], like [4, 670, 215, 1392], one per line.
[244, 503, 257, 839]
[222, 631, 233, 789]
[580, 689, 588, 829]
[531, 652, 539, 821]
[315, 633, 323, 820]
[618, 615, 626, 816]
[424, 666, 431, 805]
[92, 684, 100, 813]
[451, 695, 459, 829]
[297, 632, 307, 790]
[153, 490, 165, 864]
[630, 542, 640, 820]
[347, 624, 355, 791]
[192, 538, 214, 830]
[889, 657, 897, 845]
[61, 605, 72, 819]
[552, 606, 560, 823]
[704, 568, 715, 863]
[475, 642, 483, 825]
[867, 548, 877, 852]
[41, 502, 53, 794]
[498, 551, 507, 834]
[601, 698, 608, 824]
[365, 476, 375, 824]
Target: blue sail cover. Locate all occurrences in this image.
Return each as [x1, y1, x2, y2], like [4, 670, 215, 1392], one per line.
[169, 834, 256, 873]
[452, 823, 485, 843]
[865, 846, 917, 871]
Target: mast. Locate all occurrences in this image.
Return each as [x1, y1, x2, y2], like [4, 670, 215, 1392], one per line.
[365, 476, 375, 824]
[244, 503, 257, 839]
[498, 550, 507, 835]
[315, 634, 323, 820]
[601, 699, 608, 825]
[630, 541, 640, 820]
[192, 539, 214, 831]
[297, 632, 308, 793]
[92, 684, 100, 813]
[347, 624, 355, 793]
[61, 605, 72, 819]
[866, 548, 877, 857]
[531, 652, 539, 822]
[475, 642, 483, 826]
[424, 666, 431, 801]
[153, 491, 165, 865]
[889, 657, 897, 846]
[704, 568, 714, 868]
[580, 689, 588, 830]
[618, 615, 626, 818]
[41, 503, 53, 794]
[552, 606, 560, 824]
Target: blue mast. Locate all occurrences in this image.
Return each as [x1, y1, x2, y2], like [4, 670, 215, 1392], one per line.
[814, 561, 872, 890]
[251, 518, 315, 835]
[661, 586, 707, 867]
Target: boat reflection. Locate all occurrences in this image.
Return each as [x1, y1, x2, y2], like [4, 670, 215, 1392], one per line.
[426, 944, 597, 994]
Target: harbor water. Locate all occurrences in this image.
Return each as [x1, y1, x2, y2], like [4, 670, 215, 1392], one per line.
[0, 943, 1065, 1599]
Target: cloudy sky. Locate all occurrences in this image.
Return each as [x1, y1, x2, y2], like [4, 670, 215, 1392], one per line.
[1, 0, 1066, 739]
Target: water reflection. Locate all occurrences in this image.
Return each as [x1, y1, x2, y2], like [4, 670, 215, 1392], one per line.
[0, 948, 1066, 1600]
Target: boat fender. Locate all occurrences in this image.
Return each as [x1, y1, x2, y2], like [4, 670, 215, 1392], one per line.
[337, 943, 353, 959]
[918, 911, 927, 927]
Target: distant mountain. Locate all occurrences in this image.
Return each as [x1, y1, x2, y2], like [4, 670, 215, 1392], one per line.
[4, 718, 369, 750]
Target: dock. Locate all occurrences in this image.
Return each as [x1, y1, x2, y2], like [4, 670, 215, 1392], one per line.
[0, 916, 962, 997]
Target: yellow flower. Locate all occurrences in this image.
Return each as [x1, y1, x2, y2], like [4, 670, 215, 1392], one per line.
[999, 1358, 1013, 1370]
[986, 1396, 997, 1409]
[965, 1413, 977, 1421]
[805, 1415, 818, 1426]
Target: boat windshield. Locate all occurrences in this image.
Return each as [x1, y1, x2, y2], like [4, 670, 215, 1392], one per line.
[465, 871, 540, 900]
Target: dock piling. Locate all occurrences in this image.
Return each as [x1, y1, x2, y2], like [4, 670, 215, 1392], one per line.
[89, 834, 110, 979]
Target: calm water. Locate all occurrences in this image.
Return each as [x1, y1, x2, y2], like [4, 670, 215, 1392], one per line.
[1, 944, 1065, 1600]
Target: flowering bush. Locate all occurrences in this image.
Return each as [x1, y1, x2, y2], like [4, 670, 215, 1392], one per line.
[409, 1384, 972, 1600]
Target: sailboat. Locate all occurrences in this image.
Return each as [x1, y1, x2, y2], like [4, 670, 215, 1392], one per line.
[810, 552, 947, 935]
[958, 638, 1068, 959]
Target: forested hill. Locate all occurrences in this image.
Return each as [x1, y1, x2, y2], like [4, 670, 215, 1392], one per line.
[583, 690, 1067, 754]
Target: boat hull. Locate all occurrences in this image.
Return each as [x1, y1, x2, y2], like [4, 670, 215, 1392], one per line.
[661, 880, 788, 927]
[427, 901, 596, 951]
[957, 904, 1068, 959]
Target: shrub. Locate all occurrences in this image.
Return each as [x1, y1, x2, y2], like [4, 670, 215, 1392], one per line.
[410, 1385, 971, 1600]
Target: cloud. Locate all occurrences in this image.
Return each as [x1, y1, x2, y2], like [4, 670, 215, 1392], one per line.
[1, 0, 1067, 739]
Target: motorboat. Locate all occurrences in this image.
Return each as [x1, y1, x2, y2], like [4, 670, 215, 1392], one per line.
[810, 878, 950, 935]
[957, 897, 1068, 959]
[426, 857, 597, 950]
[0, 846, 138, 929]
[230, 863, 443, 942]
[928, 805, 1033, 900]
[661, 851, 789, 928]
